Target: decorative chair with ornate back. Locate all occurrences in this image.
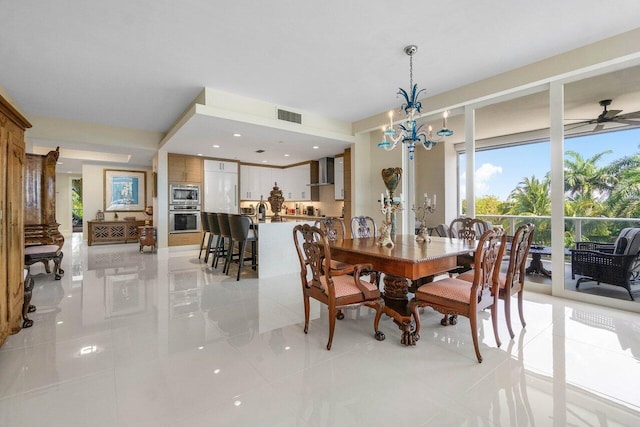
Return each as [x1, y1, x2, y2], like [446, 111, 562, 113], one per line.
[458, 223, 535, 338]
[293, 224, 385, 350]
[350, 215, 382, 288]
[350, 216, 377, 239]
[410, 227, 506, 363]
[447, 217, 491, 275]
[314, 217, 354, 273]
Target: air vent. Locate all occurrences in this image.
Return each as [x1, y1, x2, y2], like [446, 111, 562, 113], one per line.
[255, 149, 265, 153]
[277, 108, 302, 124]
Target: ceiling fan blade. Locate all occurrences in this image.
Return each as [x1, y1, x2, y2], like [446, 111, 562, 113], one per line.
[564, 122, 591, 132]
[593, 124, 604, 132]
[612, 118, 640, 126]
[603, 109, 622, 119]
[620, 111, 640, 119]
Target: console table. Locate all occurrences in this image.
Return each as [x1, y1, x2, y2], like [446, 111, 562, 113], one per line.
[88, 220, 147, 246]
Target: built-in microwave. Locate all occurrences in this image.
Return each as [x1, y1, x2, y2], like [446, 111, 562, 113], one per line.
[169, 184, 201, 206]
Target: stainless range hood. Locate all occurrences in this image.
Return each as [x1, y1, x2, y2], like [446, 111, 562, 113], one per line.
[310, 157, 334, 186]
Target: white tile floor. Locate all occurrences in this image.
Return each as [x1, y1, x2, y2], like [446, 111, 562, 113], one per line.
[2, 234, 640, 426]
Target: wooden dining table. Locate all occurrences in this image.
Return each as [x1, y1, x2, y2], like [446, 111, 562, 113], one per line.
[329, 235, 478, 345]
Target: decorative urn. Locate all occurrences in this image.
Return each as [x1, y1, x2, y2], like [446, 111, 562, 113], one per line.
[267, 182, 285, 222]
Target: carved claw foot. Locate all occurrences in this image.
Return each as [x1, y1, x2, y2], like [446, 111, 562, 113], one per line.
[22, 318, 33, 328]
[59, 268, 65, 274]
[28, 305, 36, 313]
[375, 330, 385, 341]
[401, 330, 418, 346]
[440, 315, 458, 326]
[55, 274, 62, 280]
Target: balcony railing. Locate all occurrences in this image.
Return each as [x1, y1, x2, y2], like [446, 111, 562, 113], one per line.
[475, 214, 640, 248]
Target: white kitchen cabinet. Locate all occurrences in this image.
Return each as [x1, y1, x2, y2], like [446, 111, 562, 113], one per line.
[281, 164, 310, 200]
[334, 157, 344, 200]
[240, 165, 282, 200]
[205, 160, 238, 173]
[204, 160, 238, 213]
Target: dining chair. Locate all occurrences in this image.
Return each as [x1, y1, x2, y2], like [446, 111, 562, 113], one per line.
[314, 217, 354, 273]
[458, 223, 535, 338]
[410, 227, 506, 363]
[217, 213, 234, 274]
[293, 223, 385, 350]
[447, 217, 492, 276]
[226, 214, 258, 281]
[198, 212, 211, 260]
[350, 216, 377, 239]
[350, 215, 381, 288]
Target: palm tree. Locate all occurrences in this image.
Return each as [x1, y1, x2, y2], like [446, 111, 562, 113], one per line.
[605, 153, 640, 218]
[564, 150, 614, 201]
[507, 175, 551, 216]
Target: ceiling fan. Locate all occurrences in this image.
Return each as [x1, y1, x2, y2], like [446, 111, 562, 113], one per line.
[566, 99, 640, 132]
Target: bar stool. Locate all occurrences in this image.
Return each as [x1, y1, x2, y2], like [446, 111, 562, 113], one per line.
[208, 212, 226, 269]
[217, 213, 234, 274]
[227, 214, 258, 281]
[199, 212, 212, 261]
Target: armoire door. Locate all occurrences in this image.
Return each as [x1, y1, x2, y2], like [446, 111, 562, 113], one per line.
[6, 125, 25, 334]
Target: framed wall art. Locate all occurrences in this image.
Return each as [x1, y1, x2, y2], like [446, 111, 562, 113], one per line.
[104, 169, 147, 212]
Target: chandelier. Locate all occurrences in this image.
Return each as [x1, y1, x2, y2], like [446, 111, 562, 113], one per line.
[378, 45, 453, 160]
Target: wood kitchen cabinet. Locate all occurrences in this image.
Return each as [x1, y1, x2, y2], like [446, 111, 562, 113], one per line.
[1, 93, 30, 347]
[168, 154, 203, 184]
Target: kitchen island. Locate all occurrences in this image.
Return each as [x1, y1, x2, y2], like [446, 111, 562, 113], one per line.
[257, 218, 314, 278]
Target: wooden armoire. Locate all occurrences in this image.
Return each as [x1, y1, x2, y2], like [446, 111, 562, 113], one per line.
[24, 147, 64, 249]
[0, 93, 30, 347]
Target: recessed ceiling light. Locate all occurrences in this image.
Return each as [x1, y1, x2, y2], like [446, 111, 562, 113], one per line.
[67, 171, 73, 174]
[212, 144, 220, 148]
[233, 133, 241, 137]
[262, 160, 268, 163]
[57, 161, 63, 165]
[197, 153, 203, 156]
[313, 146, 319, 149]
[284, 154, 290, 157]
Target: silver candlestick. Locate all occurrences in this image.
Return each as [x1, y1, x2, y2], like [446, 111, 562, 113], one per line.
[412, 196, 436, 242]
[378, 192, 402, 248]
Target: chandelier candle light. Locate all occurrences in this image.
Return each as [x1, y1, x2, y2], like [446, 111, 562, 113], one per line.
[378, 45, 453, 160]
[379, 190, 402, 248]
[412, 193, 436, 242]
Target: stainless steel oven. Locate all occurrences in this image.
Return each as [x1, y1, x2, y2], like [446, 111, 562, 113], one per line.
[169, 205, 201, 233]
[169, 184, 201, 206]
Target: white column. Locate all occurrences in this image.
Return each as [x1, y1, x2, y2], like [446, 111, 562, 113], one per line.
[550, 82, 565, 295]
[465, 105, 476, 218]
[157, 150, 169, 250]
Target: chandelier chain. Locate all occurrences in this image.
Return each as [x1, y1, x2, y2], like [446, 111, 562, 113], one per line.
[409, 54, 413, 89]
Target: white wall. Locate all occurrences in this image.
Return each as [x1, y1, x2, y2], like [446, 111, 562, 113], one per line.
[81, 164, 153, 238]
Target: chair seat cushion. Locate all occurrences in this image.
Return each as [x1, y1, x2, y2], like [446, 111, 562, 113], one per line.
[25, 245, 61, 256]
[457, 270, 506, 289]
[415, 277, 472, 304]
[318, 274, 379, 299]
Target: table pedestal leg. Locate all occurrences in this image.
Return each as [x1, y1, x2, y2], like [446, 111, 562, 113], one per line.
[382, 275, 419, 346]
[525, 253, 552, 278]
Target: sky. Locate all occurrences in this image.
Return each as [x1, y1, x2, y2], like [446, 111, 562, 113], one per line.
[459, 127, 640, 201]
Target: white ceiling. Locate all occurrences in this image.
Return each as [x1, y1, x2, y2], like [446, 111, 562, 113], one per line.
[3, 1, 640, 171]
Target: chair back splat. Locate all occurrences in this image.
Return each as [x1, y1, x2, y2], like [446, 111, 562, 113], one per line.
[350, 216, 377, 239]
[293, 224, 385, 350]
[314, 217, 346, 242]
